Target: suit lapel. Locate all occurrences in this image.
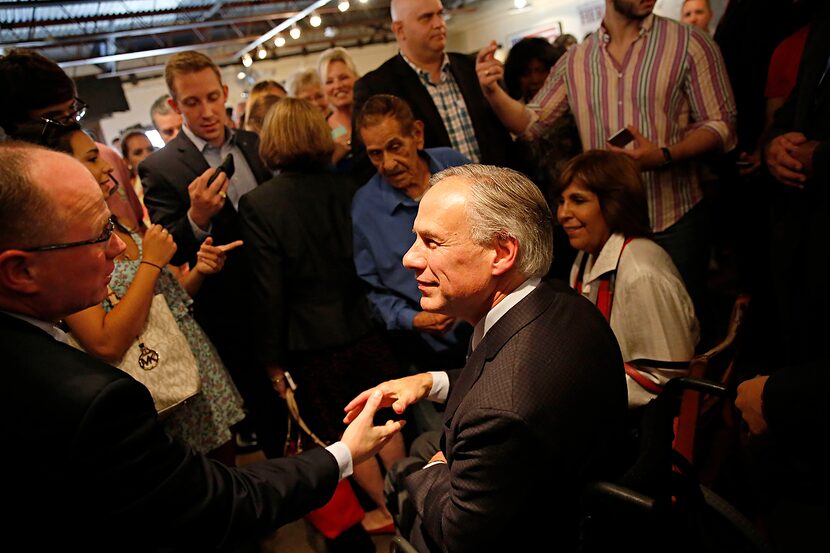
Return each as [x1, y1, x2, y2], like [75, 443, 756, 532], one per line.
[174, 132, 210, 178]
[392, 55, 450, 145]
[442, 283, 553, 424]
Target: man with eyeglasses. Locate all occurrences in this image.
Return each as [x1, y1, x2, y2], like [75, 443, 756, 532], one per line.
[0, 48, 145, 234]
[0, 140, 403, 552]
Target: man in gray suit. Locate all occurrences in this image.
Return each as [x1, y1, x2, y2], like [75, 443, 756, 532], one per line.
[345, 164, 628, 552]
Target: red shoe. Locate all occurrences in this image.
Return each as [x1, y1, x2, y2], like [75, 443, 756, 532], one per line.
[365, 522, 396, 535]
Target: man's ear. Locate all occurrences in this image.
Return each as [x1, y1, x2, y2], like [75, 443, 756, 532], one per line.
[491, 235, 518, 276]
[167, 96, 182, 116]
[413, 120, 425, 150]
[0, 251, 40, 295]
[392, 20, 404, 41]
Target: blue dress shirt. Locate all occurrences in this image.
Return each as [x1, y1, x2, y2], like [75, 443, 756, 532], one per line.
[351, 147, 470, 352]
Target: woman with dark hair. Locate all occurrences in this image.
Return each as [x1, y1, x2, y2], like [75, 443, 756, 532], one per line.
[503, 37, 562, 103]
[239, 98, 405, 540]
[503, 37, 582, 280]
[555, 150, 699, 408]
[12, 120, 245, 464]
[120, 127, 154, 226]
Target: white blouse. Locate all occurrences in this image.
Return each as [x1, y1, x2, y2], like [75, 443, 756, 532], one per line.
[569, 233, 700, 407]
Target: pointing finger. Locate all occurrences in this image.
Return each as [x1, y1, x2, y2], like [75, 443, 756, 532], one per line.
[218, 240, 244, 253]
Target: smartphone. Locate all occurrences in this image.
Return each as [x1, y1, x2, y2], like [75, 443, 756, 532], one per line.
[607, 127, 635, 148]
[206, 153, 236, 187]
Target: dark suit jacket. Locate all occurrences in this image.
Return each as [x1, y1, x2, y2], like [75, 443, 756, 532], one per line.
[238, 167, 373, 365]
[352, 53, 514, 183]
[405, 280, 627, 552]
[1, 312, 338, 552]
[137, 129, 271, 370]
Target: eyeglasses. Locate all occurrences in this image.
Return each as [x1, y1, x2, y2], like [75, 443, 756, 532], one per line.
[39, 97, 88, 126]
[20, 217, 115, 253]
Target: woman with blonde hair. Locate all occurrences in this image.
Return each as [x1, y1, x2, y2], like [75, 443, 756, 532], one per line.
[318, 46, 360, 170]
[239, 98, 405, 540]
[287, 67, 330, 115]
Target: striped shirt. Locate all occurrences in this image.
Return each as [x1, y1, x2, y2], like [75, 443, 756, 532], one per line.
[402, 53, 482, 162]
[525, 14, 736, 231]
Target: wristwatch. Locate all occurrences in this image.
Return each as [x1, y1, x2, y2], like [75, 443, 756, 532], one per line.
[660, 146, 673, 167]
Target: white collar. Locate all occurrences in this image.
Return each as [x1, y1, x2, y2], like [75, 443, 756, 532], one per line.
[471, 277, 540, 351]
[580, 232, 627, 284]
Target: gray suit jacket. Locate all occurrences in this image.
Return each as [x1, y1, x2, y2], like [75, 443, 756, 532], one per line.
[405, 280, 627, 552]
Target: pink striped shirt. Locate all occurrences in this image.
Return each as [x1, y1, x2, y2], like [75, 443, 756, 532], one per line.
[525, 14, 737, 231]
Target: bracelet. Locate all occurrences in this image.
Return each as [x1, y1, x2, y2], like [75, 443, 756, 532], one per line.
[140, 260, 163, 271]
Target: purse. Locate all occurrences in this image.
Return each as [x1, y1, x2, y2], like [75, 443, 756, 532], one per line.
[66, 291, 201, 416]
[284, 384, 365, 539]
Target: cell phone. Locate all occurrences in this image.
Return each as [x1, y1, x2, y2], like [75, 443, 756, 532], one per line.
[284, 371, 297, 392]
[607, 127, 635, 148]
[206, 153, 236, 187]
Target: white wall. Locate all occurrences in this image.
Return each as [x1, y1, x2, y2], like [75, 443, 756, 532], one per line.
[99, 41, 399, 144]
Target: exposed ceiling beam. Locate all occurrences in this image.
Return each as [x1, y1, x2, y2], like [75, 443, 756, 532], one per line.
[231, 0, 332, 60]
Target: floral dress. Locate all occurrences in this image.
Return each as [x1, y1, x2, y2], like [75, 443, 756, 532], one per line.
[104, 231, 245, 453]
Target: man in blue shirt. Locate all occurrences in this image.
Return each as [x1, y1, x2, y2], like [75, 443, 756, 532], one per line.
[353, 94, 471, 371]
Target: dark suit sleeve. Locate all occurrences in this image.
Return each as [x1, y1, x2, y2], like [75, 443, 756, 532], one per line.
[138, 159, 201, 265]
[405, 409, 542, 553]
[238, 193, 288, 366]
[81, 375, 338, 549]
[351, 75, 378, 185]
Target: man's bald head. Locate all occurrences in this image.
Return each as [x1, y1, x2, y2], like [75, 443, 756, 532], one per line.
[390, 0, 447, 63]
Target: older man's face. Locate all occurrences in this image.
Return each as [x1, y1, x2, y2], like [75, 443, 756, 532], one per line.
[152, 110, 183, 143]
[403, 176, 495, 324]
[27, 152, 125, 318]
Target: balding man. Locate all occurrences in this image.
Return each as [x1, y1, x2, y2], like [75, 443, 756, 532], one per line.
[345, 165, 626, 552]
[351, 0, 514, 183]
[0, 141, 402, 551]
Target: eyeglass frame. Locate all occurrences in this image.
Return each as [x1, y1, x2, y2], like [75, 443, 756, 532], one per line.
[38, 97, 88, 126]
[18, 217, 115, 253]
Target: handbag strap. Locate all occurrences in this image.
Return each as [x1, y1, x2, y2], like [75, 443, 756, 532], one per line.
[285, 387, 328, 449]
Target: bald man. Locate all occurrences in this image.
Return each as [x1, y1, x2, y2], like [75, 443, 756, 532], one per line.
[351, 0, 514, 183]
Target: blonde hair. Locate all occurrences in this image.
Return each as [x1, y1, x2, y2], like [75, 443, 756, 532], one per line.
[286, 68, 322, 97]
[164, 51, 222, 99]
[318, 47, 360, 83]
[259, 98, 334, 170]
[244, 94, 282, 135]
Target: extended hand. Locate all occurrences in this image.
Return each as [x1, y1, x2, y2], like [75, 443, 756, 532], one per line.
[193, 237, 243, 275]
[341, 389, 406, 466]
[343, 373, 433, 423]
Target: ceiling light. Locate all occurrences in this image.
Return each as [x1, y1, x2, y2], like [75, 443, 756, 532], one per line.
[324, 26, 337, 38]
[241, 53, 253, 67]
[513, 0, 528, 8]
[310, 12, 322, 27]
[237, 71, 246, 80]
[338, 0, 350, 12]
[358, 0, 368, 3]
[274, 34, 286, 47]
[257, 47, 267, 60]
[290, 25, 301, 39]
